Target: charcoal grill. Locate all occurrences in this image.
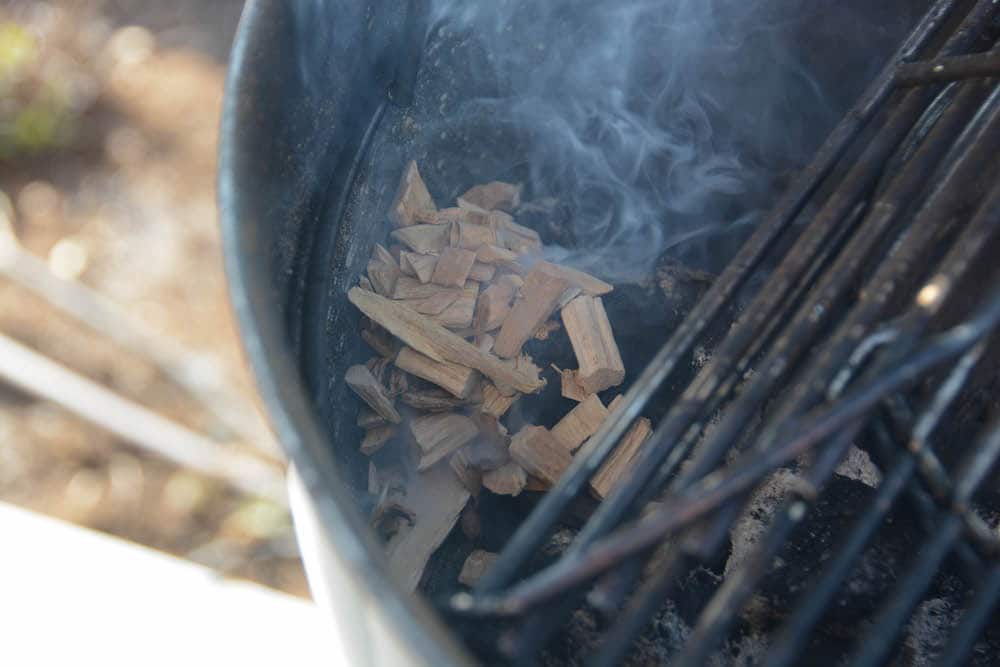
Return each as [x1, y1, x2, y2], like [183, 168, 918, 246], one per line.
[219, 0, 1000, 665]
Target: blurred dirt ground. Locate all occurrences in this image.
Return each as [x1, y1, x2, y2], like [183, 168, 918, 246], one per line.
[0, 1, 310, 595]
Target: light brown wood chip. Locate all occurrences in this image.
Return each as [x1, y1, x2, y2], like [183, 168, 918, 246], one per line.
[395, 346, 480, 399]
[389, 160, 436, 228]
[494, 263, 570, 358]
[590, 417, 653, 499]
[345, 364, 401, 423]
[410, 413, 479, 471]
[552, 394, 608, 452]
[391, 224, 450, 254]
[360, 425, 395, 455]
[458, 549, 500, 586]
[431, 247, 477, 287]
[348, 287, 545, 394]
[482, 461, 528, 496]
[458, 181, 522, 212]
[561, 294, 625, 394]
[509, 425, 571, 486]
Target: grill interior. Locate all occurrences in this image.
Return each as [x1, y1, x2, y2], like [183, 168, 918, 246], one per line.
[429, 1, 1000, 664]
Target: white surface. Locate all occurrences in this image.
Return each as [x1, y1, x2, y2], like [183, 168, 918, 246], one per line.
[0, 501, 337, 666]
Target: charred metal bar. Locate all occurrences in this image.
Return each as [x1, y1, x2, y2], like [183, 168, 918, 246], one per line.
[762, 347, 987, 667]
[849, 416, 1000, 667]
[456, 288, 1000, 617]
[471, 0, 972, 597]
[896, 51, 1000, 86]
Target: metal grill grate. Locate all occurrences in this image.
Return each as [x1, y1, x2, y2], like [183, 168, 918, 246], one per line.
[444, 0, 1000, 664]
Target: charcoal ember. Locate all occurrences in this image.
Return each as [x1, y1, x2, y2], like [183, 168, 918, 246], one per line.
[740, 474, 926, 640]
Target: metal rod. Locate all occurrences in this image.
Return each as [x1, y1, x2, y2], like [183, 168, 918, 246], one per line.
[896, 51, 1000, 86]
[849, 417, 1000, 667]
[472, 0, 970, 597]
[453, 290, 1000, 617]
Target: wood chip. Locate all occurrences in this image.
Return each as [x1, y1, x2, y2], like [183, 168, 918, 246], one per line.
[475, 244, 521, 268]
[414, 207, 471, 225]
[537, 261, 612, 296]
[433, 282, 478, 329]
[494, 263, 570, 358]
[482, 462, 527, 496]
[391, 224, 450, 254]
[532, 319, 561, 341]
[561, 294, 625, 394]
[450, 449, 482, 494]
[509, 425, 571, 486]
[348, 287, 545, 393]
[399, 388, 468, 412]
[450, 221, 497, 250]
[474, 283, 515, 333]
[389, 160, 436, 228]
[558, 368, 589, 402]
[391, 275, 461, 301]
[395, 346, 480, 399]
[468, 262, 496, 282]
[458, 181, 522, 212]
[479, 381, 519, 418]
[345, 364, 401, 423]
[357, 408, 388, 430]
[524, 475, 549, 492]
[410, 413, 479, 471]
[384, 463, 469, 592]
[477, 333, 495, 354]
[495, 216, 542, 254]
[367, 259, 400, 297]
[361, 425, 395, 455]
[401, 290, 461, 316]
[361, 320, 400, 359]
[458, 549, 499, 586]
[552, 394, 608, 452]
[591, 417, 653, 499]
[431, 247, 477, 287]
[399, 251, 438, 283]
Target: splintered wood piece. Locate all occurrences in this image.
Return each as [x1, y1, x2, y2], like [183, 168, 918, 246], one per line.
[475, 244, 521, 267]
[431, 247, 478, 287]
[348, 287, 545, 393]
[391, 224, 450, 254]
[365, 356, 392, 386]
[458, 181, 522, 212]
[391, 276, 461, 301]
[402, 291, 460, 316]
[357, 408, 388, 430]
[561, 295, 625, 394]
[482, 462, 527, 496]
[450, 449, 482, 494]
[387, 367, 409, 396]
[389, 160, 436, 228]
[345, 364, 401, 423]
[458, 549, 499, 586]
[509, 425, 571, 486]
[552, 394, 608, 452]
[524, 475, 549, 492]
[450, 221, 497, 250]
[384, 463, 470, 592]
[367, 259, 400, 297]
[591, 417, 653, 499]
[395, 346, 480, 399]
[555, 286, 583, 311]
[411, 413, 479, 471]
[361, 425, 395, 455]
[358, 275, 375, 292]
[399, 251, 438, 283]
[468, 262, 496, 282]
[433, 282, 478, 329]
[474, 283, 515, 333]
[537, 261, 613, 296]
[495, 217, 543, 254]
[361, 320, 400, 359]
[479, 381, 519, 418]
[400, 388, 468, 412]
[494, 264, 570, 358]
[557, 367, 588, 402]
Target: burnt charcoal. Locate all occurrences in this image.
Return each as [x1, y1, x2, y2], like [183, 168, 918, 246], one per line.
[743, 475, 924, 640]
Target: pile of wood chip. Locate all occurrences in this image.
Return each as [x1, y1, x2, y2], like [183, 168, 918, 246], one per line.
[345, 161, 652, 590]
